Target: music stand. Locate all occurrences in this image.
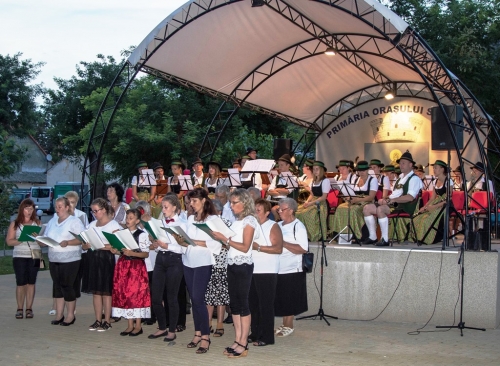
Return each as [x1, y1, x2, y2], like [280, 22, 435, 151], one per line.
[329, 181, 360, 245]
[139, 169, 157, 187]
[178, 175, 194, 191]
[297, 202, 337, 326]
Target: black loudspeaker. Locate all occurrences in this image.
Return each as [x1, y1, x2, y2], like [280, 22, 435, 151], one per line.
[431, 105, 464, 150]
[273, 139, 292, 161]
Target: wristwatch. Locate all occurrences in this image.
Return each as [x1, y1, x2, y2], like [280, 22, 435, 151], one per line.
[257, 245, 261, 252]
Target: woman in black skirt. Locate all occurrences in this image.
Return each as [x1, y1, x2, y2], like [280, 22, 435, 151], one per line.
[275, 198, 308, 337]
[84, 198, 122, 332]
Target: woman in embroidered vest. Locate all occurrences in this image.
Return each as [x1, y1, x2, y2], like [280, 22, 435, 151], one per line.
[296, 161, 332, 241]
[411, 160, 451, 244]
[6, 199, 42, 320]
[333, 161, 378, 243]
[212, 189, 258, 358]
[110, 208, 151, 336]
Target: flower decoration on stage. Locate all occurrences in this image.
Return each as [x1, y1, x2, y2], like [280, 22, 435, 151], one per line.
[370, 114, 424, 142]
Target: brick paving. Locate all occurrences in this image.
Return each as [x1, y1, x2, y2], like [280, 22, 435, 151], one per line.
[1, 270, 500, 365]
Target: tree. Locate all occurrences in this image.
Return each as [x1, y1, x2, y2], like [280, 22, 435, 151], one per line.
[0, 53, 44, 177]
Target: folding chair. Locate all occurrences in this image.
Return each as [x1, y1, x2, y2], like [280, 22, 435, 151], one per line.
[388, 192, 421, 245]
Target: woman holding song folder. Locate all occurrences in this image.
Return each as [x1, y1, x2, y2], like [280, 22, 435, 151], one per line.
[177, 188, 220, 354]
[147, 195, 187, 342]
[42, 196, 85, 326]
[212, 189, 258, 358]
[84, 198, 122, 332]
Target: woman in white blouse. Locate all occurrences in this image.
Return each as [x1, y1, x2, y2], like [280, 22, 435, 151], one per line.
[212, 189, 258, 358]
[181, 188, 220, 354]
[43, 197, 85, 326]
[275, 198, 308, 338]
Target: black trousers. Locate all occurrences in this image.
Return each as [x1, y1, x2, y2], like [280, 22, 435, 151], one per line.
[50, 260, 81, 302]
[152, 251, 183, 332]
[227, 263, 254, 316]
[249, 273, 278, 344]
[165, 275, 187, 327]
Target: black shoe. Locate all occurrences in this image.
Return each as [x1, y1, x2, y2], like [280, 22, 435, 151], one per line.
[164, 333, 177, 342]
[148, 330, 169, 339]
[176, 325, 186, 332]
[60, 317, 75, 326]
[223, 314, 233, 324]
[120, 330, 132, 336]
[51, 316, 64, 325]
[361, 238, 377, 245]
[129, 328, 143, 337]
[376, 239, 390, 247]
[247, 333, 256, 343]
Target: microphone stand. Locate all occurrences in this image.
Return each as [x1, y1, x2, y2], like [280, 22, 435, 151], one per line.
[297, 202, 337, 325]
[329, 181, 360, 245]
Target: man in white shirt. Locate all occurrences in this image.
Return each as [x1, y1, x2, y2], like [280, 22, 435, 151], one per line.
[191, 158, 204, 187]
[467, 161, 494, 194]
[214, 185, 236, 223]
[362, 151, 423, 246]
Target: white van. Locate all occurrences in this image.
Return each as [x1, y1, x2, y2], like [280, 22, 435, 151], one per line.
[28, 187, 54, 213]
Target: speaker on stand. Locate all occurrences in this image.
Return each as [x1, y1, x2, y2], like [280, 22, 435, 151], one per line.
[431, 105, 464, 150]
[273, 138, 293, 161]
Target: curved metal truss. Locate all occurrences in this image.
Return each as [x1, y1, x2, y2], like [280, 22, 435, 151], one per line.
[83, 0, 500, 248]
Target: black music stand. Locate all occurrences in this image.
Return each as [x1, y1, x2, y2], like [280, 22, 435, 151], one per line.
[329, 181, 360, 245]
[179, 175, 194, 191]
[297, 202, 337, 325]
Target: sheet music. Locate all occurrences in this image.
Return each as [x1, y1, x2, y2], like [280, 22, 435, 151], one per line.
[281, 171, 299, 189]
[331, 181, 356, 197]
[139, 169, 157, 186]
[241, 159, 275, 173]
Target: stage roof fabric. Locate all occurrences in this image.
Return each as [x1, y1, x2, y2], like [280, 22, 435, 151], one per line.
[128, 0, 486, 131]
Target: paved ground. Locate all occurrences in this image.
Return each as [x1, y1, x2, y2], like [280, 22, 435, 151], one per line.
[1, 269, 500, 366]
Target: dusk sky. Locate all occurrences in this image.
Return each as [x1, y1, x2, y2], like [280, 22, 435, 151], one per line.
[1, 0, 187, 91]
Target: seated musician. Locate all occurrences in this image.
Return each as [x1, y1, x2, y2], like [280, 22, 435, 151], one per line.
[168, 160, 187, 208]
[369, 159, 390, 199]
[332, 161, 378, 244]
[267, 154, 297, 221]
[232, 158, 242, 171]
[452, 166, 464, 191]
[191, 158, 205, 188]
[151, 162, 166, 218]
[246, 147, 258, 160]
[205, 161, 223, 196]
[334, 159, 359, 187]
[240, 155, 263, 191]
[296, 161, 331, 241]
[298, 159, 314, 192]
[411, 160, 450, 244]
[382, 165, 398, 190]
[131, 161, 156, 209]
[362, 151, 423, 246]
[467, 161, 494, 194]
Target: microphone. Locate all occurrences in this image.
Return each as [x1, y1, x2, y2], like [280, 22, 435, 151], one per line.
[315, 201, 321, 211]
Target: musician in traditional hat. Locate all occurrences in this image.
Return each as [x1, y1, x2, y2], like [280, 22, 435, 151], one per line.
[369, 159, 390, 199]
[382, 165, 398, 190]
[411, 160, 451, 244]
[151, 162, 166, 218]
[205, 161, 223, 196]
[246, 147, 258, 160]
[332, 161, 378, 243]
[168, 160, 187, 209]
[467, 161, 494, 193]
[191, 158, 205, 188]
[131, 161, 157, 208]
[240, 155, 263, 191]
[296, 161, 332, 241]
[267, 154, 298, 221]
[362, 151, 423, 246]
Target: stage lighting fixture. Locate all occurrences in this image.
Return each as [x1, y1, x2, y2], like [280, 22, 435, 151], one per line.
[251, 0, 265, 7]
[325, 46, 336, 56]
[384, 90, 394, 100]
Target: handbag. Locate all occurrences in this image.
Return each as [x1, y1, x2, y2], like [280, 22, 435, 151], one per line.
[302, 252, 314, 273]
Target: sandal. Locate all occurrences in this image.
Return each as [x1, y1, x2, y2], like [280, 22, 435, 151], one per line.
[227, 342, 248, 358]
[15, 309, 23, 319]
[187, 334, 201, 348]
[223, 341, 238, 356]
[196, 338, 211, 354]
[277, 326, 294, 337]
[253, 340, 268, 346]
[25, 309, 33, 319]
[213, 328, 224, 337]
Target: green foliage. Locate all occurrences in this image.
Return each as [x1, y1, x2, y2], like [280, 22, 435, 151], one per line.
[0, 182, 18, 233]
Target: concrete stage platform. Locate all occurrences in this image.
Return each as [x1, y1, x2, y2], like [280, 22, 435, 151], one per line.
[305, 237, 500, 329]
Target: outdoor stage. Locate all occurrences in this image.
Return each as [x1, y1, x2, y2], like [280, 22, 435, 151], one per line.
[305, 239, 500, 329]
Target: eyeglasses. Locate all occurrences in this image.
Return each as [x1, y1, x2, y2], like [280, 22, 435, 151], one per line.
[91, 208, 103, 214]
[230, 200, 241, 205]
[278, 207, 291, 213]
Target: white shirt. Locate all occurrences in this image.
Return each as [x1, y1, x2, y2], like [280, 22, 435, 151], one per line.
[222, 201, 236, 223]
[45, 215, 85, 263]
[227, 215, 259, 264]
[467, 176, 494, 194]
[389, 171, 423, 199]
[278, 219, 308, 274]
[192, 173, 204, 187]
[74, 208, 89, 227]
[268, 174, 296, 198]
[158, 214, 187, 255]
[240, 172, 263, 191]
[252, 219, 279, 274]
[310, 179, 331, 195]
[128, 228, 153, 272]
[13, 222, 41, 258]
[354, 175, 378, 193]
[183, 215, 221, 268]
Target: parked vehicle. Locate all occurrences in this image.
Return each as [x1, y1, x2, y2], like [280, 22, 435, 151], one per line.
[28, 186, 54, 213]
[53, 182, 89, 210]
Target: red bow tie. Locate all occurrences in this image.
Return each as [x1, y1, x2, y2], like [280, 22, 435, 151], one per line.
[165, 218, 175, 224]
